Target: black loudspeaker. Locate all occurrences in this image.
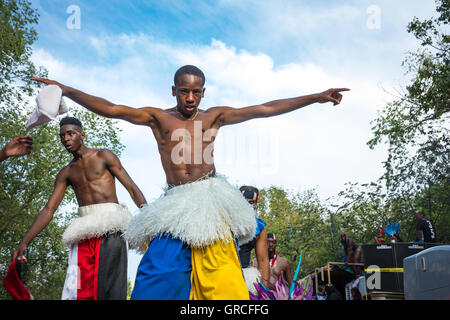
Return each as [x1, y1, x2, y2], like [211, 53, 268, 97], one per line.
[362, 243, 399, 292]
[392, 243, 426, 291]
[425, 242, 442, 249]
[362, 243, 432, 293]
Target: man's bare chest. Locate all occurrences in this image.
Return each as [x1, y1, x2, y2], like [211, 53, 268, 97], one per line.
[67, 159, 109, 186]
[156, 118, 219, 164]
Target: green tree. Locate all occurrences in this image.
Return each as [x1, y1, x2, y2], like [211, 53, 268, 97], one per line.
[0, 0, 45, 104]
[367, 0, 449, 230]
[332, 181, 415, 245]
[334, 0, 449, 246]
[0, 0, 125, 299]
[257, 186, 335, 278]
[0, 103, 124, 299]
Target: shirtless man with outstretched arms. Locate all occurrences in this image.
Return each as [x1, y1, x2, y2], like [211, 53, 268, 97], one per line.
[32, 65, 348, 300]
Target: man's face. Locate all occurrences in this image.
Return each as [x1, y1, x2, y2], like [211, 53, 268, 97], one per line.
[172, 74, 205, 116]
[340, 234, 346, 244]
[267, 238, 277, 254]
[415, 213, 423, 222]
[59, 124, 84, 153]
[246, 198, 257, 210]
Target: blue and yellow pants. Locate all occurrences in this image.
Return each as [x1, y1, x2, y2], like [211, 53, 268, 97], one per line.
[131, 235, 249, 300]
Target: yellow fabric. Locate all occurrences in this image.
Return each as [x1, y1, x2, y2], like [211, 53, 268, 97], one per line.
[365, 267, 404, 273]
[189, 239, 250, 300]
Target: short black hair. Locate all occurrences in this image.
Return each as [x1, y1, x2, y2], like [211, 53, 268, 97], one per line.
[240, 185, 259, 201]
[59, 116, 82, 130]
[239, 186, 259, 195]
[174, 65, 205, 86]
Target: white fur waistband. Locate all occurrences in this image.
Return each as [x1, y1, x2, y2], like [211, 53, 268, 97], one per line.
[62, 202, 131, 247]
[243, 267, 262, 296]
[124, 174, 257, 251]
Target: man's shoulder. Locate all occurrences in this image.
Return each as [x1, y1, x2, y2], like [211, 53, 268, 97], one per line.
[56, 163, 71, 180]
[278, 256, 290, 264]
[95, 148, 115, 156]
[92, 148, 119, 161]
[201, 106, 235, 126]
[423, 219, 435, 229]
[204, 106, 233, 115]
[416, 219, 426, 229]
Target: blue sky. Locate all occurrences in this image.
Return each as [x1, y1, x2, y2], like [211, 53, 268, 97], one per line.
[30, 0, 437, 284]
[32, 0, 435, 73]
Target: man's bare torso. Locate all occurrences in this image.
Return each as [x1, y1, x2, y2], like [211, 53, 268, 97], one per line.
[62, 149, 118, 206]
[251, 256, 291, 285]
[269, 256, 290, 284]
[148, 107, 223, 186]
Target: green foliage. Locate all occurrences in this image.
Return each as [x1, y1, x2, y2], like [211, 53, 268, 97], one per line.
[0, 101, 124, 299]
[357, 0, 450, 243]
[0, 0, 45, 103]
[333, 182, 415, 245]
[127, 279, 133, 298]
[256, 1, 450, 280]
[368, 0, 449, 199]
[257, 187, 337, 278]
[0, 0, 125, 299]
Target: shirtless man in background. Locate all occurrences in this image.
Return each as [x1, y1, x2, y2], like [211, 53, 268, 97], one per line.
[13, 117, 147, 300]
[32, 65, 348, 299]
[252, 233, 293, 286]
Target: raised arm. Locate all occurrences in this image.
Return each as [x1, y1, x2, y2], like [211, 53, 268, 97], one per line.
[13, 168, 68, 260]
[214, 88, 350, 126]
[100, 149, 147, 208]
[31, 78, 159, 126]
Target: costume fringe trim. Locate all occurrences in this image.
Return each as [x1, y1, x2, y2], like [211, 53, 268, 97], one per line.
[243, 267, 262, 296]
[124, 174, 256, 251]
[62, 203, 131, 247]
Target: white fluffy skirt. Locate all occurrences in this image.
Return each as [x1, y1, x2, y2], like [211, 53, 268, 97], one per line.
[62, 203, 131, 247]
[243, 267, 261, 296]
[124, 174, 257, 251]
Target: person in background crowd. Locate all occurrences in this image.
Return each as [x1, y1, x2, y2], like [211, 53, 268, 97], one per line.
[253, 233, 293, 287]
[238, 186, 271, 292]
[414, 211, 437, 243]
[340, 232, 362, 276]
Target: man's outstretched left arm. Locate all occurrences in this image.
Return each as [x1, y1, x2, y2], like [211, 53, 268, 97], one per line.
[215, 88, 350, 126]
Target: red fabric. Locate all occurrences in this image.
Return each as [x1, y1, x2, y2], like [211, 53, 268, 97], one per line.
[76, 237, 101, 300]
[270, 252, 278, 267]
[2, 259, 31, 300]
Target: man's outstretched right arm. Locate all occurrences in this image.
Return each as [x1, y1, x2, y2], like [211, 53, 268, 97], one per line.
[31, 78, 157, 126]
[13, 169, 68, 260]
